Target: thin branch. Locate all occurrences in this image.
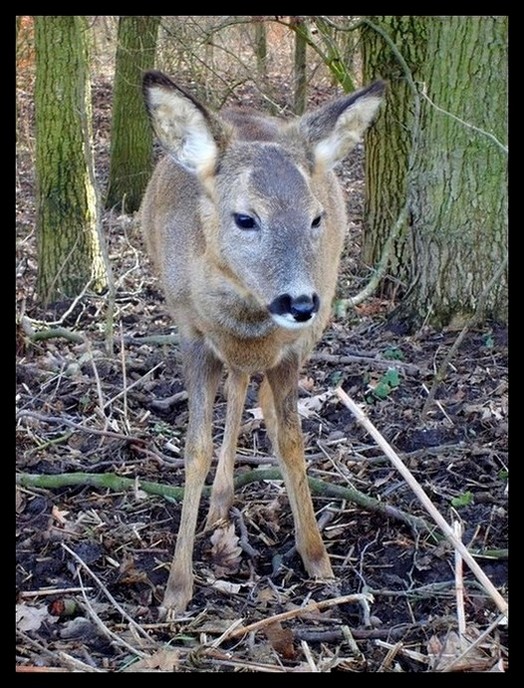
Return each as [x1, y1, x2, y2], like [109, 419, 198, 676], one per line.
[16, 410, 141, 444]
[223, 592, 374, 640]
[61, 543, 153, 647]
[342, 202, 410, 307]
[335, 386, 508, 618]
[453, 520, 467, 639]
[419, 87, 508, 154]
[303, 350, 422, 373]
[17, 471, 185, 500]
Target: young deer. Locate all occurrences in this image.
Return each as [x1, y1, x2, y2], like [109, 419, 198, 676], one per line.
[140, 71, 385, 613]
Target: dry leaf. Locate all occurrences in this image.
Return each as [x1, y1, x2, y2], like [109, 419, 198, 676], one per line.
[248, 390, 331, 421]
[264, 621, 297, 660]
[125, 648, 180, 672]
[51, 505, 70, 525]
[256, 586, 280, 606]
[211, 580, 242, 595]
[297, 391, 332, 418]
[16, 603, 57, 632]
[427, 628, 496, 672]
[246, 406, 264, 420]
[210, 523, 242, 577]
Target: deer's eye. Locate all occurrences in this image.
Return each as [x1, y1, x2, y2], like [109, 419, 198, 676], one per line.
[311, 214, 322, 229]
[234, 213, 258, 230]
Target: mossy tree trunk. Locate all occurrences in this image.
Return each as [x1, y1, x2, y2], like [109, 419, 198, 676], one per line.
[361, 16, 507, 329]
[34, 15, 106, 305]
[105, 15, 160, 212]
[291, 17, 307, 115]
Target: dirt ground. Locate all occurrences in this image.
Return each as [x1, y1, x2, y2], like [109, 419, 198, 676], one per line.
[16, 79, 508, 673]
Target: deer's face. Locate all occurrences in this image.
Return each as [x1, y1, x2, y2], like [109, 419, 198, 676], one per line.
[212, 143, 325, 329]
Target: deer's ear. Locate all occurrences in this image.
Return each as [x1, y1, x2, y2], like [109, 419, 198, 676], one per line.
[299, 81, 386, 170]
[143, 71, 223, 177]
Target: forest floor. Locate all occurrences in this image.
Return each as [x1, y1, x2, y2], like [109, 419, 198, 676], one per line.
[16, 78, 508, 673]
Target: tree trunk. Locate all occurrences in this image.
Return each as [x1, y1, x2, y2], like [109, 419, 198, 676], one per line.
[291, 17, 307, 115]
[34, 15, 106, 304]
[253, 17, 267, 82]
[361, 16, 507, 329]
[105, 15, 160, 212]
[361, 16, 428, 284]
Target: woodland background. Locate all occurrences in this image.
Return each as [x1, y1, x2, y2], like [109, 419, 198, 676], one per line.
[16, 16, 507, 673]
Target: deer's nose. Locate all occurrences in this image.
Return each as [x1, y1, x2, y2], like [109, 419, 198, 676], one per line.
[268, 293, 320, 323]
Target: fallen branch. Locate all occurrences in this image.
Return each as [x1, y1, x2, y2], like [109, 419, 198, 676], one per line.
[335, 386, 508, 619]
[223, 592, 374, 641]
[16, 468, 432, 535]
[16, 471, 184, 501]
[124, 333, 178, 347]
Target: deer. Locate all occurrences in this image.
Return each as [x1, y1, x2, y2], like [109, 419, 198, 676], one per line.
[140, 70, 385, 614]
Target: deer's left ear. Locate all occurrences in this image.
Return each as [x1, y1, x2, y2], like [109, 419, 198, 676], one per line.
[298, 81, 386, 170]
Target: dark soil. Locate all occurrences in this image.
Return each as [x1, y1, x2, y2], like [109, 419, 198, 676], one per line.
[16, 79, 508, 673]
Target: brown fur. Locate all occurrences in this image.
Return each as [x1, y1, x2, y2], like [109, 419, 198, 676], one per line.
[140, 71, 385, 613]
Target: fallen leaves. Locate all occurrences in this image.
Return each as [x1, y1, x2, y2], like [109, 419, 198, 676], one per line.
[124, 648, 181, 672]
[427, 627, 504, 672]
[264, 621, 297, 660]
[210, 524, 242, 578]
[16, 603, 57, 632]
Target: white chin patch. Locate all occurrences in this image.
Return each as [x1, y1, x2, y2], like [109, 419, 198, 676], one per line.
[271, 313, 316, 330]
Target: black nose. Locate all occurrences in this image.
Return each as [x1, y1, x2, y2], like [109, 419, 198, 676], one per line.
[268, 293, 320, 322]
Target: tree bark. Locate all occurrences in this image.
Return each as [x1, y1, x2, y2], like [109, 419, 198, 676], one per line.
[34, 15, 106, 304]
[361, 16, 428, 284]
[361, 16, 507, 329]
[292, 17, 307, 115]
[105, 15, 160, 212]
[253, 16, 267, 82]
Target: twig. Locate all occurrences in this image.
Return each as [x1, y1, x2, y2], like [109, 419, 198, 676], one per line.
[16, 409, 141, 444]
[101, 362, 164, 411]
[73, 567, 149, 659]
[300, 640, 320, 672]
[224, 592, 374, 640]
[344, 202, 409, 308]
[335, 386, 508, 618]
[310, 350, 422, 375]
[454, 520, 467, 639]
[124, 333, 179, 347]
[100, 209, 117, 355]
[16, 628, 104, 672]
[17, 471, 185, 501]
[231, 507, 260, 557]
[418, 87, 508, 154]
[61, 543, 153, 646]
[18, 586, 94, 598]
[87, 342, 106, 423]
[119, 322, 129, 430]
[377, 640, 403, 672]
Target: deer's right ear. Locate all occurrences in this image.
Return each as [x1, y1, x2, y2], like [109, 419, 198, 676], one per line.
[143, 71, 220, 177]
